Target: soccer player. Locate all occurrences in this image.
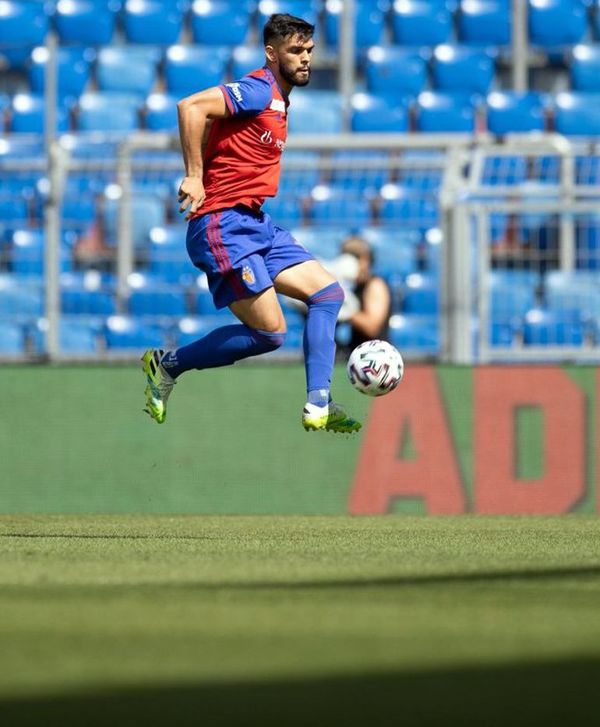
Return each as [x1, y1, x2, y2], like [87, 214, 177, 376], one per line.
[141, 13, 361, 433]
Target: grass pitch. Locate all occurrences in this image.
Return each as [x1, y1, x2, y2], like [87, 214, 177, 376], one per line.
[1, 515, 600, 726]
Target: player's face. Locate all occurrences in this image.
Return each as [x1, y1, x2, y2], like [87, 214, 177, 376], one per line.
[275, 35, 314, 87]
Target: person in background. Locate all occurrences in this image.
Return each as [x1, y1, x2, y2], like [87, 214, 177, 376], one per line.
[335, 235, 391, 353]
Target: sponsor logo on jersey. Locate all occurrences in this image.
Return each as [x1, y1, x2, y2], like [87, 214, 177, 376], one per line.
[226, 82, 243, 103]
[260, 129, 273, 144]
[242, 265, 255, 284]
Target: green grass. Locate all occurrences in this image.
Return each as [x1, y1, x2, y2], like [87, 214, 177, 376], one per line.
[1, 515, 600, 726]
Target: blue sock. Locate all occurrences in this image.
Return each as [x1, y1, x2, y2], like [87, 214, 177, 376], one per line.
[303, 282, 344, 405]
[161, 325, 285, 378]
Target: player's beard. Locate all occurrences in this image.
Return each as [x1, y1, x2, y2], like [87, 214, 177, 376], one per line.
[280, 62, 311, 87]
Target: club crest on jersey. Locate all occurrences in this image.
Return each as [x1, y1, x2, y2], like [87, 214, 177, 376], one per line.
[242, 265, 255, 284]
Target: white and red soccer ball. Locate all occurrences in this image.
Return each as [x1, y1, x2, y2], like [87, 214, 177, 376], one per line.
[347, 339, 404, 397]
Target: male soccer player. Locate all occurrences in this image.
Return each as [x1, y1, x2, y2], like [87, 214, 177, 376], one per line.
[141, 13, 361, 434]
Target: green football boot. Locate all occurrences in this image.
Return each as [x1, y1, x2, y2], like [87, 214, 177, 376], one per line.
[141, 349, 176, 424]
[302, 401, 362, 434]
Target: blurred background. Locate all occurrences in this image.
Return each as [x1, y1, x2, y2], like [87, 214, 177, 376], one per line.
[1, 0, 600, 365]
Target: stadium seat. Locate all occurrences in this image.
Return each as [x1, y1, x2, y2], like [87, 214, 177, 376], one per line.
[489, 269, 539, 320]
[576, 213, 600, 269]
[103, 192, 165, 248]
[123, 0, 185, 44]
[365, 47, 428, 98]
[104, 314, 167, 349]
[231, 46, 265, 78]
[416, 91, 477, 132]
[9, 94, 70, 134]
[127, 273, 188, 317]
[165, 45, 231, 97]
[60, 271, 116, 316]
[325, 0, 386, 48]
[289, 226, 351, 260]
[54, 0, 119, 44]
[523, 307, 586, 345]
[432, 45, 496, 94]
[0, 1, 48, 48]
[0, 274, 44, 318]
[576, 155, 600, 184]
[77, 92, 142, 132]
[54, 319, 100, 354]
[350, 93, 409, 133]
[0, 196, 29, 237]
[309, 185, 372, 227]
[149, 224, 195, 282]
[486, 91, 546, 134]
[175, 315, 219, 346]
[143, 93, 178, 131]
[257, 0, 320, 34]
[554, 92, 600, 136]
[9, 229, 72, 277]
[388, 314, 439, 354]
[29, 46, 95, 101]
[363, 228, 420, 277]
[288, 91, 343, 134]
[191, 0, 252, 46]
[458, 0, 511, 45]
[528, 0, 587, 47]
[571, 44, 600, 91]
[379, 184, 439, 232]
[0, 321, 25, 354]
[328, 150, 391, 196]
[545, 270, 600, 316]
[392, 0, 452, 45]
[193, 277, 238, 318]
[96, 47, 161, 96]
[262, 196, 304, 226]
[278, 150, 322, 195]
[481, 155, 528, 185]
[401, 273, 439, 314]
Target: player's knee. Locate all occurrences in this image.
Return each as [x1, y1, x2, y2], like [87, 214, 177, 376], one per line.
[253, 329, 286, 353]
[307, 281, 345, 312]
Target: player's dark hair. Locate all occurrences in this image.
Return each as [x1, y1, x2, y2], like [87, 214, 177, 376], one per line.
[263, 13, 315, 46]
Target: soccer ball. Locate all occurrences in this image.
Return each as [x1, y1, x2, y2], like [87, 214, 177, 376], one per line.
[346, 340, 404, 397]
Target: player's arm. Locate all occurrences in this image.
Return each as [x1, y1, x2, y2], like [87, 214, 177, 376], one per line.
[177, 87, 229, 219]
[349, 277, 391, 339]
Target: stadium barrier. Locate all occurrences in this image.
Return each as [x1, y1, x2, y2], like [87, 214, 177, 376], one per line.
[2, 363, 597, 515]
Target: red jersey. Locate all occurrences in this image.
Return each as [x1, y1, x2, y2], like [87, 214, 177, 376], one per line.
[195, 67, 289, 217]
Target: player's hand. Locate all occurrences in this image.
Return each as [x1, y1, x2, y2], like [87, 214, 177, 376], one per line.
[178, 176, 205, 220]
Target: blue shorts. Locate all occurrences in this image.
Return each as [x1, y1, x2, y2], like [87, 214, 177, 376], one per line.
[186, 206, 315, 309]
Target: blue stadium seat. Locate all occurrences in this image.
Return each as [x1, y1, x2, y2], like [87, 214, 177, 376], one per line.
[165, 45, 231, 97]
[103, 193, 165, 248]
[144, 93, 178, 131]
[278, 151, 322, 195]
[97, 47, 161, 96]
[257, 0, 320, 35]
[554, 92, 600, 136]
[77, 92, 142, 132]
[489, 269, 538, 320]
[528, 0, 587, 47]
[0, 1, 48, 48]
[191, 0, 252, 46]
[288, 91, 343, 134]
[289, 226, 351, 260]
[309, 185, 372, 226]
[391, 0, 452, 45]
[361, 227, 420, 277]
[458, 0, 511, 45]
[575, 214, 600, 268]
[416, 91, 477, 132]
[401, 273, 439, 314]
[29, 46, 94, 101]
[379, 184, 439, 232]
[194, 279, 238, 318]
[123, 0, 185, 44]
[262, 196, 304, 226]
[481, 155, 528, 185]
[149, 224, 196, 282]
[0, 274, 43, 318]
[60, 272, 116, 316]
[9, 229, 72, 277]
[350, 93, 409, 133]
[61, 197, 97, 232]
[576, 155, 600, 184]
[104, 314, 166, 349]
[176, 315, 219, 346]
[329, 150, 391, 195]
[325, 0, 386, 49]
[54, 0, 120, 44]
[365, 47, 428, 98]
[0, 197, 29, 237]
[523, 307, 586, 345]
[432, 45, 495, 94]
[388, 314, 439, 354]
[9, 94, 70, 134]
[127, 273, 188, 317]
[231, 46, 265, 78]
[56, 319, 100, 354]
[486, 91, 546, 134]
[0, 321, 25, 354]
[545, 270, 600, 315]
[571, 44, 600, 91]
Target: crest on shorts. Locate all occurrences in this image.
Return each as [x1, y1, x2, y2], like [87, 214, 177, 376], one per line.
[242, 265, 255, 285]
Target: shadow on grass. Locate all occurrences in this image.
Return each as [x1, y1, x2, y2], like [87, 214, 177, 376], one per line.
[1, 657, 598, 727]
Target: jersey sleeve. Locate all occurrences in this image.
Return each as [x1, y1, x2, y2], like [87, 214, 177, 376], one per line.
[219, 76, 272, 116]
